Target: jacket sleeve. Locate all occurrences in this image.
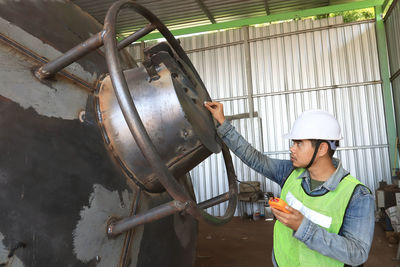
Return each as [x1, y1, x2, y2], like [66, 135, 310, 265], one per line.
[217, 120, 293, 187]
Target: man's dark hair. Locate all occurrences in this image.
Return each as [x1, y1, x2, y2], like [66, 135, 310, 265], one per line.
[310, 139, 339, 158]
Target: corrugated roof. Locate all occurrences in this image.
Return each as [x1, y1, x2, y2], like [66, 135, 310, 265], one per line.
[71, 0, 377, 38]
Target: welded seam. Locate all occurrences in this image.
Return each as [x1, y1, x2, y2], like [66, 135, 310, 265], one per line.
[0, 32, 95, 92]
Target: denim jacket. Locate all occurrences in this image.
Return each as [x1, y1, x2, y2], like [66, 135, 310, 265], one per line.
[218, 121, 375, 266]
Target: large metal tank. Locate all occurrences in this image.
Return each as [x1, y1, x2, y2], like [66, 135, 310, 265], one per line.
[0, 1, 209, 266]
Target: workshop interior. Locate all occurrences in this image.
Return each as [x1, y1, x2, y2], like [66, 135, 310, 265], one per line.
[0, 0, 400, 266]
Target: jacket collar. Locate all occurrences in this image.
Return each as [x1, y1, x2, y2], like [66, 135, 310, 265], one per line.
[297, 158, 350, 191]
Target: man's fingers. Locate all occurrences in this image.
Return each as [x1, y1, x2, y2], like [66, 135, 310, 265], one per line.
[271, 207, 284, 218]
[204, 101, 225, 124]
[204, 103, 213, 111]
[286, 206, 296, 213]
[285, 205, 296, 212]
[271, 208, 288, 223]
[271, 206, 303, 231]
[204, 101, 217, 108]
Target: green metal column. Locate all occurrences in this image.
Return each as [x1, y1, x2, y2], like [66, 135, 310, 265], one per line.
[375, 5, 398, 172]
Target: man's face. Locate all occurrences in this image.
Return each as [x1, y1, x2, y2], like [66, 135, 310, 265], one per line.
[289, 140, 315, 168]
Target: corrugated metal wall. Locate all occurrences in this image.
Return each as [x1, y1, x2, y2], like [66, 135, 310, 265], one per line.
[130, 16, 391, 216]
[385, 0, 400, 139]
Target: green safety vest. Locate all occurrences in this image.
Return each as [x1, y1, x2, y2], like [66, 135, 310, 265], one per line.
[273, 168, 362, 267]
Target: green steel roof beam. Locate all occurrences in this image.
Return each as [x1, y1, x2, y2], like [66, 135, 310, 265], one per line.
[375, 4, 398, 172]
[136, 0, 385, 41]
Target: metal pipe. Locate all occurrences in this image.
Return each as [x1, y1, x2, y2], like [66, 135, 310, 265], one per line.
[108, 200, 187, 237]
[225, 112, 259, 121]
[198, 192, 230, 209]
[35, 23, 155, 80]
[117, 23, 156, 50]
[206, 141, 238, 224]
[197, 142, 238, 225]
[35, 31, 105, 80]
[211, 80, 383, 102]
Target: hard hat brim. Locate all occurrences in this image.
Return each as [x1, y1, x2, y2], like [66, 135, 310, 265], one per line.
[283, 133, 343, 140]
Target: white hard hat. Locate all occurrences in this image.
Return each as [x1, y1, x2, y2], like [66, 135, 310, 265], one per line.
[284, 109, 342, 141]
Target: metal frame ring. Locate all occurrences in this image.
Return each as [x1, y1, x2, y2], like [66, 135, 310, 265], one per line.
[103, 0, 237, 224]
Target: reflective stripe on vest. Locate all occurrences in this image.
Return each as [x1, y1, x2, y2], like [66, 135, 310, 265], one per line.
[273, 168, 362, 267]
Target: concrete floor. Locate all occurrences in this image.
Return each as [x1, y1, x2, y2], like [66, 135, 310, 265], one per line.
[196, 217, 399, 267]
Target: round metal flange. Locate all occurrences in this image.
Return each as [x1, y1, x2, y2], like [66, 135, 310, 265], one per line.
[96, 62, 214, 192]
[102, 0, 237, 224]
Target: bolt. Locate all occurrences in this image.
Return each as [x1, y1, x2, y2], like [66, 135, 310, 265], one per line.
[78, 110, 86, 123]
[107, 225, 114, 236]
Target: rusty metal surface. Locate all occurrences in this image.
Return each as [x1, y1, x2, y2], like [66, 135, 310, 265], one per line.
[26, 0, 236, 225]
[0, 1, 199, 265]
[97, 66, 211, 192]
[101, 0, 237, 225]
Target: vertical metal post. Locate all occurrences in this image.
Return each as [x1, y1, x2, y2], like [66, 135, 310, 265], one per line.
[242, 26, 259, 215]
[243, 26, 254, 118]
[375, 5, 398, 172]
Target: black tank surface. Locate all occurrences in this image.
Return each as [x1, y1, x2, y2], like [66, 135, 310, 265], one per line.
[0, 1, 198, 266]
[0, 95, 197, 267]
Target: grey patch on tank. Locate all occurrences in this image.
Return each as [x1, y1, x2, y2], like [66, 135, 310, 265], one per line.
[0, 232, 24, 267]
[73, 184, 133, 266]
[0, 16, 94, 120]
[0, 16, 98, 84]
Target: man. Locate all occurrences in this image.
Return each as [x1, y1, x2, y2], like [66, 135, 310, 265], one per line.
[204, 101, 375, 267]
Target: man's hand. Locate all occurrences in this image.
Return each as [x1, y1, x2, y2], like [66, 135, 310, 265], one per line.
[204, 101, 226, 124]
[271, 206, 304, 231]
